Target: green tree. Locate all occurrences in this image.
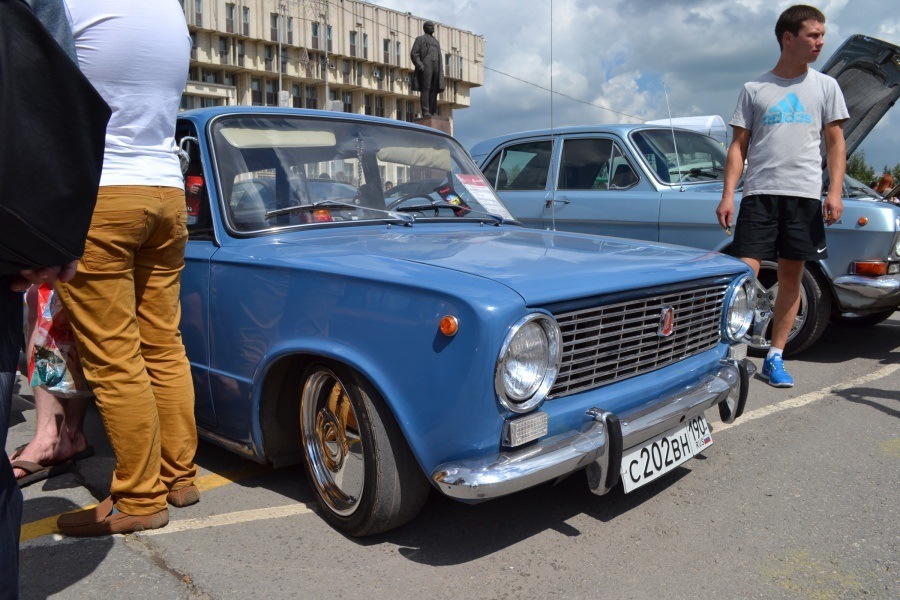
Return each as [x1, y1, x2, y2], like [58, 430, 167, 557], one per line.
[891, 163, 900, 183]
[846, 150, 875, 184]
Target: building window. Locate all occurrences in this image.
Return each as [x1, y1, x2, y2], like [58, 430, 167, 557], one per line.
[237, 40, 244, 66]
[326, 25, 332, 53]
[219, 37, 229, 64]
[395, 41, 401, 66]
[190, 32, 197, 60]
[342, 91, 352, 113]
[287, 17, 293, 45]
[200, 97, 221, 108]
[311, 23, 319, 50]
[225, 3, 235, 33]
[305, 85, 318, 109]
[362, 33, 368, 59]
[374, 95, 385, 117]
[406, 100, 416, 122]
[270, 13, 279, 42]
[202, 69, 218, 84]
[396, 99, 404, 122]
[292, 84, 302, 108]
[445, 54, 451, 78]
[224, 73, 234, 86]
[251, 78, 262, 105]
[242, 6, 250, 36]
[383, 38, 390, 64]
[265, 80, 276, 106]
[180, 95, 195, 111]
[364, 94, 372, 116]
[349, 31, 357, 57]
[264, 45, 274, 71]
[194, 0, 202, 27]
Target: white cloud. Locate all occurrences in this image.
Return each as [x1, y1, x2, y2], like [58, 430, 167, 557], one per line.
[373, 0, 900, 168]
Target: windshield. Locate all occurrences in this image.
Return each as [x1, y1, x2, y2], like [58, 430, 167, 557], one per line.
[630, 128, 727, 184]
[210, 115, 513, 233]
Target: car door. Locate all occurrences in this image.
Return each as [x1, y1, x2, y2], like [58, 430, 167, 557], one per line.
[481, 138, 554, 230]
[176, 120, 218, 428]
[543, 135, 660, 241]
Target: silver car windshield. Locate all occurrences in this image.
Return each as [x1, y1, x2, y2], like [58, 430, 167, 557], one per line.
[210, 115, 513, 233]
[630, 128, 727, 185]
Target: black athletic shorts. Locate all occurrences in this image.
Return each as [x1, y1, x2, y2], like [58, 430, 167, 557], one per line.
[730, 194, 827, 261]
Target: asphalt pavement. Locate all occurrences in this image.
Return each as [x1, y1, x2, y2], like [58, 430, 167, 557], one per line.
[9, 314, 900, 599]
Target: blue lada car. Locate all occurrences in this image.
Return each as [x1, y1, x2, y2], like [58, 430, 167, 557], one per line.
[471, 34, 900, 356]
[175, 107, 755, 536]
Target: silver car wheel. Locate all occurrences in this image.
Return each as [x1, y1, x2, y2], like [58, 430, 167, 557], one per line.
[300, 368, 365, 517]
[746, 260, 808, 352]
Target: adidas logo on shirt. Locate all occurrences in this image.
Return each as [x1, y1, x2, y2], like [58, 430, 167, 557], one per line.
[763, 93, 812, 125]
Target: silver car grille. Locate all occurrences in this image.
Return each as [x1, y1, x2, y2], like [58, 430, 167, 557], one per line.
[549, 283, 728, 398]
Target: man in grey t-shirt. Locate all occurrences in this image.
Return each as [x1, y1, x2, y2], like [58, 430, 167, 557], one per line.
[716, 4, 848, 388]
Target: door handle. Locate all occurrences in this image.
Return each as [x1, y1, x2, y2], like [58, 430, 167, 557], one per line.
[544, 196, 570, 207]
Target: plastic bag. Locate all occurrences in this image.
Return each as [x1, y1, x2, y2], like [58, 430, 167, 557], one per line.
[28, 283, 93, 398]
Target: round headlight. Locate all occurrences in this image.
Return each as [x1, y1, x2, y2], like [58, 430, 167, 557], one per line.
[723, 275, 755, 342]
[495, 313, 561, 413]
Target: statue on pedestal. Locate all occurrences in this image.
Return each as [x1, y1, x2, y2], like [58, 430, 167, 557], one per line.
[410, 21, 445, 118]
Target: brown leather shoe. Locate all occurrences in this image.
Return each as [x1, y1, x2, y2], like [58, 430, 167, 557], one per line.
[166, 484, 200, 508]
[57, 497, 168, 537]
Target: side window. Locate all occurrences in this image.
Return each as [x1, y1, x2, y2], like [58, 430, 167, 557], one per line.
[558, 138, 638, 190]
[487, 140, 553, 191]
[559, 138, 612, 190]
[176, 122, 214, 240]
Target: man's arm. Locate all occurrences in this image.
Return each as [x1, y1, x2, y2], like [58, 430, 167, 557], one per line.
[823, 120, 845, 226]
[715, 126, 750, 230]
[410, 38, 424, 71]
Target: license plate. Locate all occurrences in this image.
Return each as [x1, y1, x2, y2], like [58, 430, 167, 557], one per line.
[620, 414, 713, 493]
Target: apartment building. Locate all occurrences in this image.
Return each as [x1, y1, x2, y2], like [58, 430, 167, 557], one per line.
[181, 0, 485, 131]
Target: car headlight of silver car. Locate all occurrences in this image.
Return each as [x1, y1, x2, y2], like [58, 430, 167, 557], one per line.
[722, 274, 755, 342]
[495, 313, 562, 413]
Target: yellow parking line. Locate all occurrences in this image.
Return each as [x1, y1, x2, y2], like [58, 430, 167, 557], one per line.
[19, 464, 266, 543]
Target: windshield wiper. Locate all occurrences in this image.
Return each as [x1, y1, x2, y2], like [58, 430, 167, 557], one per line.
[394, 199, 520, 226]
[684, 166, 723, 179]
[264, 200, 414, 225]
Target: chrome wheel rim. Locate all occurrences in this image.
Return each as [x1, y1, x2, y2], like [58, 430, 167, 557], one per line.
[301, 369, 365, 517]
[746, 262, 808, 351]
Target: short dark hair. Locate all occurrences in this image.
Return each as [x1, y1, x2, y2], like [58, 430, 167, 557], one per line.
[775, 5, 826, 50]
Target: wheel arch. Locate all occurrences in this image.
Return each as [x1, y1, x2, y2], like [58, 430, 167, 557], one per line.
[253, 345, 408, 470]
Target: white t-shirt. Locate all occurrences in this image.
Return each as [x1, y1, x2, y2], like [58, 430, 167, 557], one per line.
[729, 69, 848, 200]
[64, 0, 190, 189]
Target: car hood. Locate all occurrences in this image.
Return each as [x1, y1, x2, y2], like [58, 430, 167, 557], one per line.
[821, 34, 900, 157]
[269, 227, 747, 305]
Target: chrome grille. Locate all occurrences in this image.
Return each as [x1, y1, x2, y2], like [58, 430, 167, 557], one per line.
[549, 283, 728, 398]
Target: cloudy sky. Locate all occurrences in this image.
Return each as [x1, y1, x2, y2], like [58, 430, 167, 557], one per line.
[374, 0, 899, 172]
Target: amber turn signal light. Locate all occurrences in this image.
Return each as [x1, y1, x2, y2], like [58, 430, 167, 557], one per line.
[852, 261, 888, 276]
[439, 315, 459, 336]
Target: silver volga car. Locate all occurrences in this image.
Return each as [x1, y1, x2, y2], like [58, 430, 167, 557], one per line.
[471, 34, 900, 356]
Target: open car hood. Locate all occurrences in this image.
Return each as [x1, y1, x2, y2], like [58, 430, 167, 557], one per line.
[821, 34, 900, 157]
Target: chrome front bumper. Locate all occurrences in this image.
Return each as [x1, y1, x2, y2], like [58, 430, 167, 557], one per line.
[832, 274, 900, 310]
[432, 358, 755, 502]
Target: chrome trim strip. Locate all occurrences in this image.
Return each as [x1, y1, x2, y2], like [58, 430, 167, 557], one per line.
[432, 360, 744, 501]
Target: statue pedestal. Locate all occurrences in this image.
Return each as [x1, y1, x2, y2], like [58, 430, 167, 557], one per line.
[414, 115, 452, 135]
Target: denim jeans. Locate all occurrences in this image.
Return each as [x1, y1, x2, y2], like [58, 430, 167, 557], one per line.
[0, 277, 24, 599]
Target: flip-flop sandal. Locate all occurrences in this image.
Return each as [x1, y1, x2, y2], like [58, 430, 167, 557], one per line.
[10, 442, 93, 462]
[12, 459, 74, 488]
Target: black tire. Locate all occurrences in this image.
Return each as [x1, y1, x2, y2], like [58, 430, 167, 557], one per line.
[748, 261, 832, 358]
[299, 362, 430, 536]
[830, 309, 895, 328]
